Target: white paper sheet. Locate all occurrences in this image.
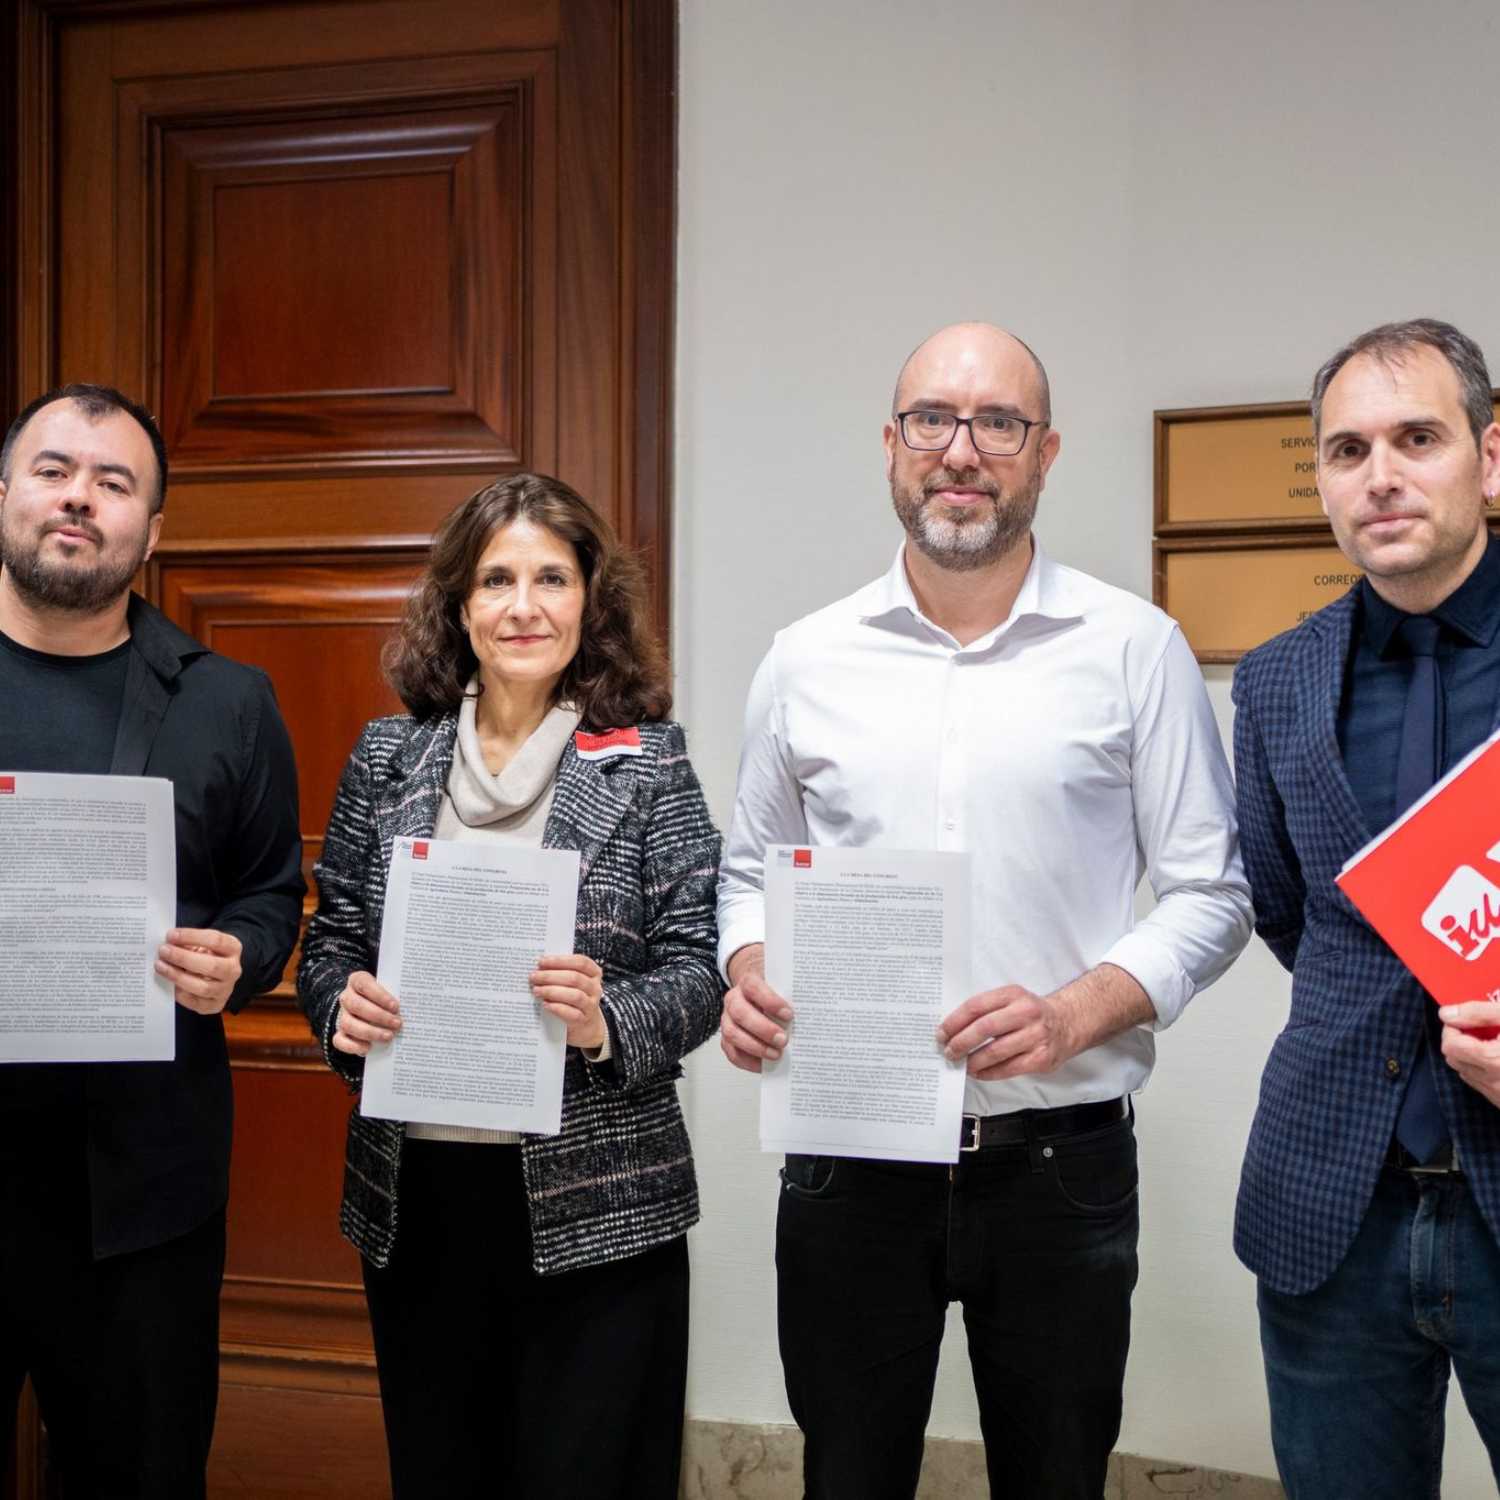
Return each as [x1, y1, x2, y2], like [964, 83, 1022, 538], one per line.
[0, 772, 177, 1063]
[360, 836, 580, 1134]
[760, 844, 970, 1163]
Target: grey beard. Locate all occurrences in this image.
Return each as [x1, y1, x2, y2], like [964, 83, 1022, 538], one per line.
[0, 528, 146, 613]
[893, 471, 1039, 572]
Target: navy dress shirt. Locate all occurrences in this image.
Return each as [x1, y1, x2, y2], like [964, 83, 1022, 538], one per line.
[1338, 535, 1500, 836]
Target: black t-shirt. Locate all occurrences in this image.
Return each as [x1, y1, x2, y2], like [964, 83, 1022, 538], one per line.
[0, 627, 131, 772]
[0, 627, 132, 1178]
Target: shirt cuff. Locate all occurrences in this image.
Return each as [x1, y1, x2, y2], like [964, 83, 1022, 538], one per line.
[1097, 932, 1194, 1030]
[717, 916, 766, 985]
[584, 1030, 612, 1064]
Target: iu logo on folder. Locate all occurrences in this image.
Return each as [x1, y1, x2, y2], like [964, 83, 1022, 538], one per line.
[411, 841, 429, 860]
[1338, 730, 1500, 1036]
[1420, 852, 1500, 962]
[0, 776, 13, 795]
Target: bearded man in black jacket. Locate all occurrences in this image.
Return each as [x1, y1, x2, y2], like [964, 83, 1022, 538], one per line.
[0, 384, 304, 1498]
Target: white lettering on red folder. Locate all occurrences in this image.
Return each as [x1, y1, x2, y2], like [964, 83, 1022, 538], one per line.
[1339, 730, 1500, 1038]
[1421, 864, 1500, 962]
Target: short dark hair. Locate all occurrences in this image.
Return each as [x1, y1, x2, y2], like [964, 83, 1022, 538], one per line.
[1311, 319, 1495, 450]
[0, 383, 169, 513]
[384, 471, 672, 727]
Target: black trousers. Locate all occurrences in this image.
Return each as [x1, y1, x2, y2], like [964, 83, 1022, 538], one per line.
[776, 1112, 1140, 1500]
[362, 1139, 690, 1500]
[0, 1150, 225, 1500]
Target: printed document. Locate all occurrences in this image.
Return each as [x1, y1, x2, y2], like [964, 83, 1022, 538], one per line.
[361, 837, 580, 1134]
[0, 772, 177, 1063]
[760, 845, 970, 1163]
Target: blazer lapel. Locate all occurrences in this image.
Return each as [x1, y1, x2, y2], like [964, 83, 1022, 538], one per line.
[1299, 592, 1371, 852]
[373, 713, 456, 846]
[544, 740, 639, 880]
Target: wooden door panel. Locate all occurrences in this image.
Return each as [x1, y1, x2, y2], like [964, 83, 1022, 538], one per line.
[156, 557, 417, 859]
[98, 46, 557, 498]
[224, 1068, 364, 1287]
[158, 90, 532, 474]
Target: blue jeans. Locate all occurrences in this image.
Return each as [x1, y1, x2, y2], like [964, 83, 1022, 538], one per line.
[1259, 1165, 1500, 1499]
[776, 1112, 1139, 1500]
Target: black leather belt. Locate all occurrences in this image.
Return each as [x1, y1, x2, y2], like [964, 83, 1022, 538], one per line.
[960, 1097, 1127, 1152]
[1385, 1138, 1463, 1176]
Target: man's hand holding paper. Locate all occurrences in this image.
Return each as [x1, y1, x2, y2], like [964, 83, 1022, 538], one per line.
[155, 926, 243, 1015]
[721, 943, 792, 1072]
[939, 964, 1155, 1081]
[1440, 997, 1500, 1106]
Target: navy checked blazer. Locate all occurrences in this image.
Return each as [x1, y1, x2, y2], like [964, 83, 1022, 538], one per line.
[297, 712, 724, 1276]
[1233, 589, 1500, 1294]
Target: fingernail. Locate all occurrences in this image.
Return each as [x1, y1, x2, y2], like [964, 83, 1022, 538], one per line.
[773, 1031, 786, 1047]
[778, 1008, 793, 1021]
[1439, 1008, 1457, 1020]
[765, 1049, 780, 1062]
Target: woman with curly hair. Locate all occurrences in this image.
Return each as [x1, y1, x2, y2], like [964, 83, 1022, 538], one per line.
[297, 472, 724, 1499]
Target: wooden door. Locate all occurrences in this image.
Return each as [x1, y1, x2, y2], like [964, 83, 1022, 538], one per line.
[3, 1, 674, 1493]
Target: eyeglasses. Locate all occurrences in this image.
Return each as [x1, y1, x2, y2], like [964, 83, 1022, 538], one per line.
[895, 409, 1048, 457]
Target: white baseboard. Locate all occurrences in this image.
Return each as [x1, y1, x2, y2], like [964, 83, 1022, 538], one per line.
[680, 1420, 1285, 1499]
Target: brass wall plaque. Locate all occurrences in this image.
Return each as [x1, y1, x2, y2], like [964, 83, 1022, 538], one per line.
[1156, 403, 1320, 531]
[1157, 542, 1363, 663]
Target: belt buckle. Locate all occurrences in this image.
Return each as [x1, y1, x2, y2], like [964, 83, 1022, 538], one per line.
[960, 1113, 981, 1152]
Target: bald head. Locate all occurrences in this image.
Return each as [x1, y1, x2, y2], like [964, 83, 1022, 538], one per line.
[892, 322, 1052, 425]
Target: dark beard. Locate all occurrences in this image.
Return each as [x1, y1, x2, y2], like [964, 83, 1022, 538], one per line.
[890, 464, 1039, 571]
[0, 516, 148, 613]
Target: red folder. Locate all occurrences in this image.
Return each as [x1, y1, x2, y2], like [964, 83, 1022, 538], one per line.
[1337, 728, 1500, 1038]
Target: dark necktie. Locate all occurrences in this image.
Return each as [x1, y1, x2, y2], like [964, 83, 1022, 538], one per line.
[1393, 614, 1450, 1164]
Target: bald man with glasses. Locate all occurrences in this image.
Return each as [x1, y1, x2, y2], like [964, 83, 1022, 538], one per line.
[717, 322, 1252, 1500]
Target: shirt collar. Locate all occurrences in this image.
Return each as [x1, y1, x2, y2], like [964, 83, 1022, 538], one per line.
[859, 537, 1085, 646]
[1360, 533, 1500, 655]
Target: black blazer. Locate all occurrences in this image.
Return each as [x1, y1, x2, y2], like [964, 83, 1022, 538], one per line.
[8, 595, 304, 1258]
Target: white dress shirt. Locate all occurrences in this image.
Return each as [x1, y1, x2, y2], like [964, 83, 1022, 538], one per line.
[717, 541, 1252, 1115]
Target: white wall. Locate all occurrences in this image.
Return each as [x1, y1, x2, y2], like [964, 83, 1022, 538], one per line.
[673, 2, 1500, 1490]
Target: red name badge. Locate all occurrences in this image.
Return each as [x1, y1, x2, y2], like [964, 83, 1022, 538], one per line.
[575, 727, 643, 761]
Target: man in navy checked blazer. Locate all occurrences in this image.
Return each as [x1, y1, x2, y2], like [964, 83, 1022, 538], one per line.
[1234, 318, 1500, 1496]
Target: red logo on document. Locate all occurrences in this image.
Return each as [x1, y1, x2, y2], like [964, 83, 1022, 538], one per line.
[411, 841, 429, 860]
[0, 776, 13, 794]
[793, 848, 812, 868]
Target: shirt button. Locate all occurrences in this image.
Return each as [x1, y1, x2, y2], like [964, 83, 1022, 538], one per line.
[1385, 1057, 1401, 1079]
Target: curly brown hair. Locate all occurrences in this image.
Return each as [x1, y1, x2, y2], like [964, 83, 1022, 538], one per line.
[384, 472, 672, 727]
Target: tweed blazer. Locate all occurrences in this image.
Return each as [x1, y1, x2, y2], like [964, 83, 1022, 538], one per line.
[297, 711, 724, 1275]
[1232, 588, 1500, 1295]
